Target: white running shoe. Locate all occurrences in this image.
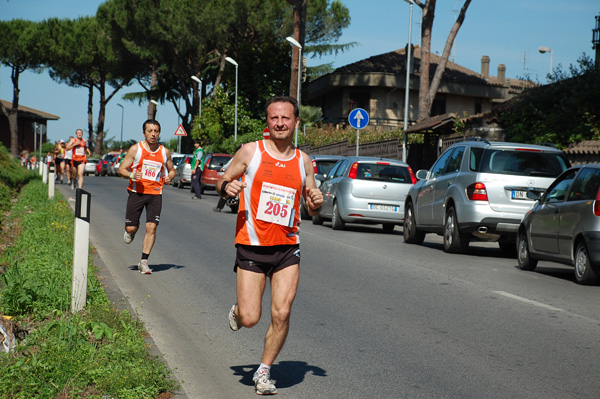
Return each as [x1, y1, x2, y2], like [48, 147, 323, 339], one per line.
[253, 369, 277, 395]
[229, 304, 241, 331]
[138, 259, 151, 274]
[124, 230, 136, 244]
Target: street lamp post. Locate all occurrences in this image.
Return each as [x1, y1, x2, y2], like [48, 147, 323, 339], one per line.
[286, 36, 302, 147]
[538, 46, 553, 76]
[402, 0, 415, 163]
[191, 76, 202, 131]
[225, 57, 239, 142]
[117, 103, 124, 148]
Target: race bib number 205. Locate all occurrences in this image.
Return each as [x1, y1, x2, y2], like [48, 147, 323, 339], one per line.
[256, 182, 296, 227]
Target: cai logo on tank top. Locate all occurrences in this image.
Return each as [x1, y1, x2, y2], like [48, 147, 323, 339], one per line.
[274, 162, 286, 168]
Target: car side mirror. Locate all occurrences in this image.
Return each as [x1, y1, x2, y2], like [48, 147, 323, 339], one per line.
[415, 169, 429, 180]
[527, 189, 542, 201]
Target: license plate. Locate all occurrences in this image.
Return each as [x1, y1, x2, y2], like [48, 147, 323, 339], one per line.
[369, 204, 399, 212]
[511, 190, 528, 200]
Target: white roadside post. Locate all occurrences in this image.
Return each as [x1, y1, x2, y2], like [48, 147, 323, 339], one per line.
[48, 162, 55, 199]
[42, 162, 48, 183]
[71, 188, 91, 313]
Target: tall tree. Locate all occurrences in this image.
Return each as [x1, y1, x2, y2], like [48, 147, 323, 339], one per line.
[43, 16, 134, 154]
[415, 0, 472, 121]
[0, 20, 43, 157]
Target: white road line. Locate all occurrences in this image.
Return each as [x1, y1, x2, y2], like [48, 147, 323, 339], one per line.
[492, 291, 564, 312]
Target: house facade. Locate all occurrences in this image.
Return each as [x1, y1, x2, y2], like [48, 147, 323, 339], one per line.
[306, 46, 533, 130]
[0, 99, 59, 155]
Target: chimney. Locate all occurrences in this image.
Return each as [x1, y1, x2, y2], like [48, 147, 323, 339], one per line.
[481, 56, 490, 78]
[497, 64, 506, 86]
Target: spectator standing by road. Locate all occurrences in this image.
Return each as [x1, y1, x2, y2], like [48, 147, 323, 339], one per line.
[118, 119, 176, 275]
[66, 129, 90, 189]
[216, 95, 324, 395]
[191, 139, 204, 200]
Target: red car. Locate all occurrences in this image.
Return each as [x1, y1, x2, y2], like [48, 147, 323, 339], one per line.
[201, 153, 233, 191]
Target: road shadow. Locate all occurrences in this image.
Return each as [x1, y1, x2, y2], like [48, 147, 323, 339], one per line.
[231, 361, 327, 389]
[514, 264, 575, 283]
[313, 222, 403, 235]
[127, 263, 185, 273]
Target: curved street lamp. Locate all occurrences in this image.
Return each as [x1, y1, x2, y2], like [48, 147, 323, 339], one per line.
[286, 36, 302, 147]
[117, 103, 124, 148]
[538, 46, 553, 75]
[191, 75, 202, 130]
[402, 0, 415, 163]
[225, 56, 239, 142]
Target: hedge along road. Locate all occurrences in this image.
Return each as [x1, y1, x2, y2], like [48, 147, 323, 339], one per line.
[56, 175, 600, 399]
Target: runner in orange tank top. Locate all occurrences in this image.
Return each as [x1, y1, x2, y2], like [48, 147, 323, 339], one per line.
[65, 129, 90, 189]
[216, 95, 324, 395]
[118, 119, 176, 275]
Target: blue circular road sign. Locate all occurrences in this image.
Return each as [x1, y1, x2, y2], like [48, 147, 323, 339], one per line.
[348, 108, 370, 130]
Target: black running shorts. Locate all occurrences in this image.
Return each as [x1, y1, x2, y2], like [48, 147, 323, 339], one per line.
[125, 191, 162, 226]
[234, 244, 300, 276]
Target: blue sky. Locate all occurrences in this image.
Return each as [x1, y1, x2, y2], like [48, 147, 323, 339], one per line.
[1, 0, 598, 146]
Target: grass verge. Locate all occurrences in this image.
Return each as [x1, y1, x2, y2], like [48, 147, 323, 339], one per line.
[0, 145, 179, 398]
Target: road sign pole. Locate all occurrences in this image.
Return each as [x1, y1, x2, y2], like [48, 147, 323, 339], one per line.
[348, 108, 370, 157]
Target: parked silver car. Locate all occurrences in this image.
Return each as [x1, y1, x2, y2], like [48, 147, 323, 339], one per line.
[300, 154, 344, 219]
[172, 154, 193, 189]
[312, 156, 416, 233]
[403, 139, 570, 253]
[517, 164, 600, 285]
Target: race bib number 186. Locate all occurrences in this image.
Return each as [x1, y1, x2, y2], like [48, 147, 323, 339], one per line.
[256, 182, 296, 227]
[141, 160, 162, 182]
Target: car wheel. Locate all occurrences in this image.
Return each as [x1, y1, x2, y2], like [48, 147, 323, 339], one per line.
[443, 206, 470, 253]
[516, 230, 538, 271]
[178, 181, 185, 189]
[312, 212, 324, 225]
[574, 241, 599, 285]
[403, 202, 425, 244]
[382, 223, 395, 233]
[331, 202, 345, 230]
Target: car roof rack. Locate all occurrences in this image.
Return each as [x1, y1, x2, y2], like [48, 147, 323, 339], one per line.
[462, 137, 490, 144]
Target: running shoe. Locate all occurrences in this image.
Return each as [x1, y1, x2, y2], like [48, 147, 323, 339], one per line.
[213, 206, 222, 212]
[138, 259, 151, 274]
[229, 304, 241, 331]
[124, 230, 136, 244]
[253, 369, 277, 395]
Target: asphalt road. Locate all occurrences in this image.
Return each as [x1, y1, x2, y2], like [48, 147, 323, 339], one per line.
[56, 175, 600, 398]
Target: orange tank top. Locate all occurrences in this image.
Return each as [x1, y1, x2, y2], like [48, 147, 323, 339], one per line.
[127, 142, 168, 195]
[235, 140, 306, 247]
[71, 139, 87, 162]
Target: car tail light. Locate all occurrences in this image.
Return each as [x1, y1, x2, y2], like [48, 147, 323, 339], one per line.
[185, 157, 190, 164]
[376, 162, 390, 165]
[407, 166, 417, 184]
[348, 162, 359, 179]
[312, 160, 318, 174]
[515, 148, 541, 152]
[594, 188, 600, 216]
[466, 182, 488, 201]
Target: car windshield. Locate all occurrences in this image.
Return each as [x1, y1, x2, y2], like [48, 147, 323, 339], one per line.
[315, 160, 339, 176]
[473, 148, 569, 177]
[355, 162, 411, 183]
[208, 155, 231, 170]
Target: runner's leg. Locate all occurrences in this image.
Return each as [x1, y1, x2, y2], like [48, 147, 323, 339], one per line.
[261, 264, 299, 365]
